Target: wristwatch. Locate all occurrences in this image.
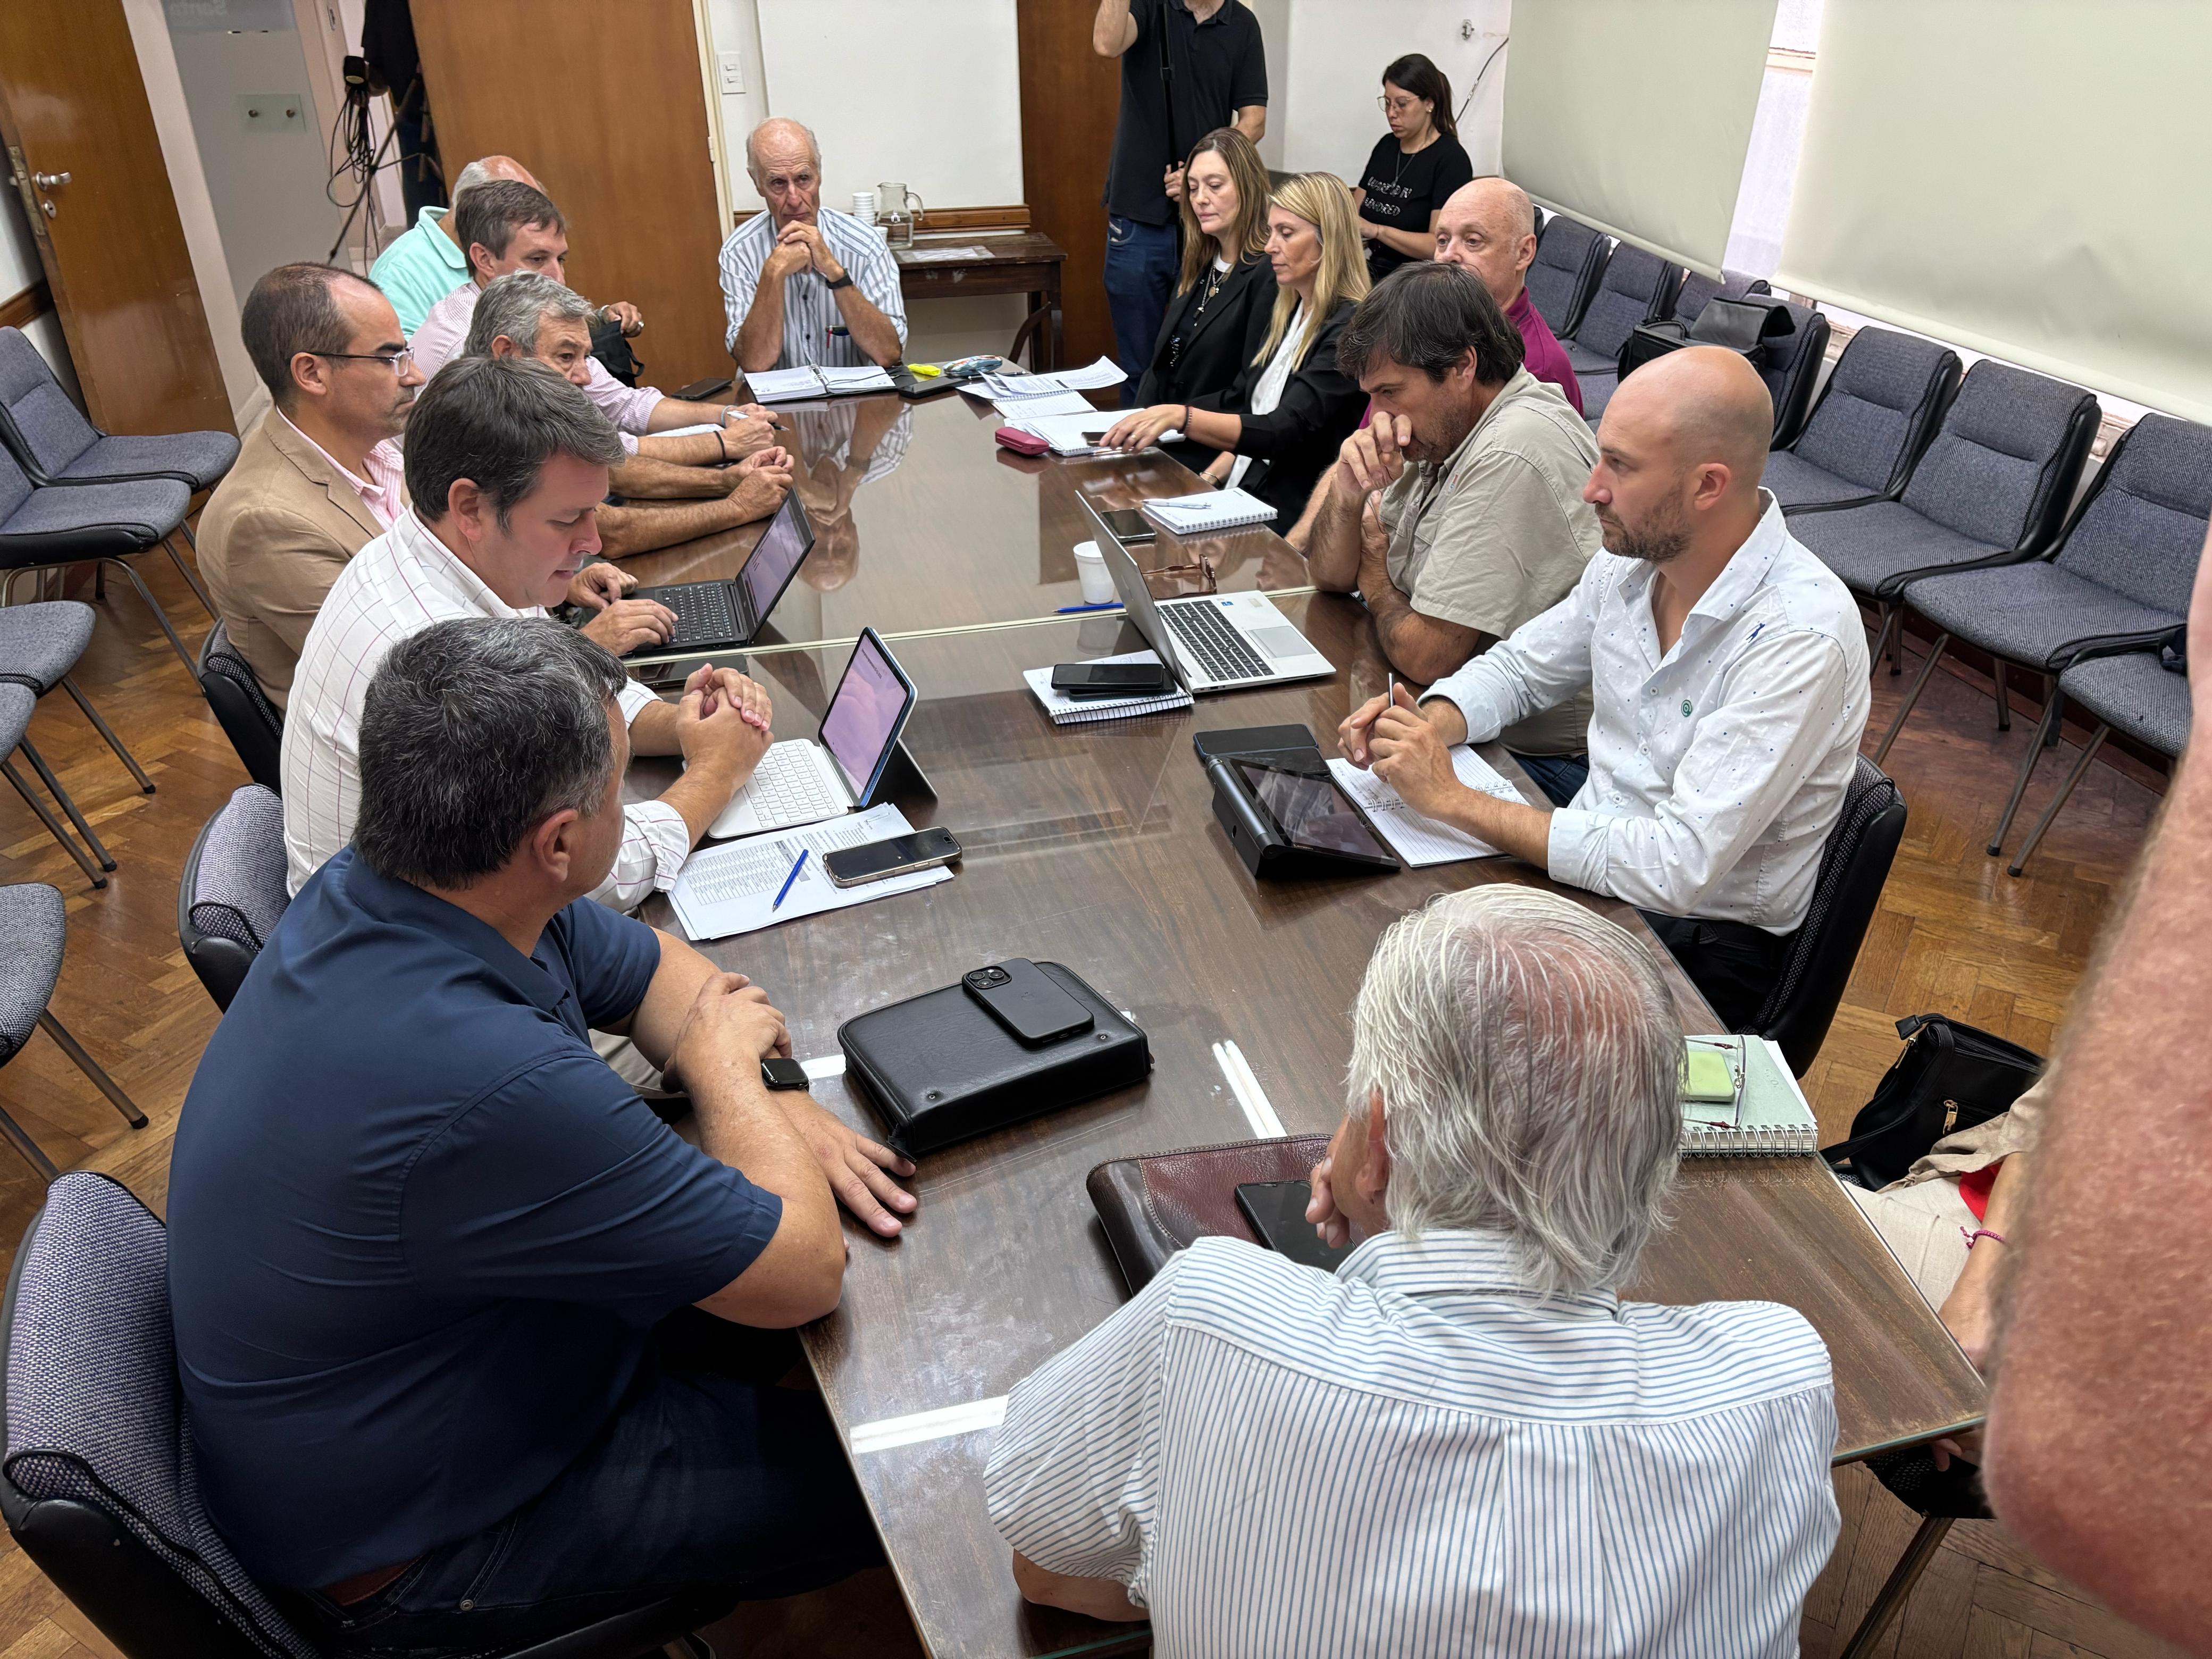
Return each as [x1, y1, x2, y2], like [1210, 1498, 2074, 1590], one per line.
[824, 271, 855, 291]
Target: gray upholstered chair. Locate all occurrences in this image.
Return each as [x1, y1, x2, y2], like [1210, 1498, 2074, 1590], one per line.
[0, 599, 157, 875]
[178, 787, 290, 1013]
[0, 885, 146, 1180]
[1559, 242, 1683, 423]
[1877, 413, 2212, 853]
[0, 1172, 737, 1658]
[1790, 359, 2100, 672]
[1762, 327, 1963, 514]
[2, 686, 107, 891]
[0, 330, 238, 496]
[2006, 648, 2190, 876]
[1670, 269, 1769, 329]
[1523, 212, 1611, 339]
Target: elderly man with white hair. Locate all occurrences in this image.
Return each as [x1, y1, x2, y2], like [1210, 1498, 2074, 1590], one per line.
[716, 117, 907, 374]
[985, 885, 1840, 1657]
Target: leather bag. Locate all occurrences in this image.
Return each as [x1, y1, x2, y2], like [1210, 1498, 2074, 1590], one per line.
[1821, 1014, 2043, 1190]
[1087, 1134, 1330, 1293]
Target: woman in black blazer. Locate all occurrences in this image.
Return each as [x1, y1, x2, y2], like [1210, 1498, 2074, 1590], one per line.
[1108, 172, 1372, 526]
[1126, 127, 1277, 420]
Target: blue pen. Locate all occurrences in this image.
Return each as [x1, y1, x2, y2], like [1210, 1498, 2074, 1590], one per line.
[1748, 623, 1765, 643]
[1056, 601, 1123, 614]
[770, 848, 809, 911]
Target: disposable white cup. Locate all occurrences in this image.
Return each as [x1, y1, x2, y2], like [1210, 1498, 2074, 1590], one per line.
[1073, 540, 1115, 605]
[852, 191, 876, 222]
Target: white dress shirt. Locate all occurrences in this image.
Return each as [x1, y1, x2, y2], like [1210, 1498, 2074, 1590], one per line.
[280, 509, 689, 910]
[717, 207, 907, 367]
[274, 413, 406, 530]
[408, 282, 666, 433]
[986, 1230, 1839, 1659]
[1423, 490, 1869, 932]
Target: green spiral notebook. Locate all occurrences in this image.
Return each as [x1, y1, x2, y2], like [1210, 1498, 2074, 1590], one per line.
[1680, 1036, 1820, 1157]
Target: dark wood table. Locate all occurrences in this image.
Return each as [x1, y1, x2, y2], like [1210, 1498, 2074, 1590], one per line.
[894, 230, 1066, 370]
[616, 391, 1310, 653]
[635, 592, 1985, 1659]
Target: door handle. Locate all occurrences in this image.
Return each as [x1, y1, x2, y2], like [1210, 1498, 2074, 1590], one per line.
[32, 171, 70, 190]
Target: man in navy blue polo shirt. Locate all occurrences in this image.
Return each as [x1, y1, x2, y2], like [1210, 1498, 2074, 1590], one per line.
[168, 617, 899, 1654]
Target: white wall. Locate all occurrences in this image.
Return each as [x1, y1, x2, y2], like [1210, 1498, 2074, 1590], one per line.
[1278, 0, 1512, 182]
[0, 190, 82, 406]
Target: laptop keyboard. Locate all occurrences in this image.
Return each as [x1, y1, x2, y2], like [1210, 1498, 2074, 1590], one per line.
[737, 744, 847, 828]
[1162, 601, 1270, 683]
[632, 582, 739, 655]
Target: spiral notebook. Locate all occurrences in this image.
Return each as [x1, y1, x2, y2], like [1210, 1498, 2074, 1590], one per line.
[1023, 651, 1193, 724]
[1680, 1036, 1820, 1157]
[1139, 488, 1276, 533]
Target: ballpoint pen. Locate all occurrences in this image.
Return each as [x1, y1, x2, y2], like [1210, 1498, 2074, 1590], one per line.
[770, 849, 809, 911]
[1056, 602, 1123, 614]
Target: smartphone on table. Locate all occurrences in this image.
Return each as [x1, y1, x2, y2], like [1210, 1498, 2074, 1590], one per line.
[1235, 1180, 1352, 1273]
[823, 826, 962, 889]
[1100, 507, 1158, 544]
[1050, 660, 1176, 698]
[961, 960, 1094, 1045]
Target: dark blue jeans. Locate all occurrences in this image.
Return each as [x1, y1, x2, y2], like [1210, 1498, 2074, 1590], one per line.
[1104, 215, 1178, 406]
[1512, 751, 1589, 809]
[282, 1314, 881, 1657]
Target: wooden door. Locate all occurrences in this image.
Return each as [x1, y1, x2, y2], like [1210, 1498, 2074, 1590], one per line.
[0, 0, 233, 437]
[1018, 1, 1124, 374]
[410, 0, 728, 388]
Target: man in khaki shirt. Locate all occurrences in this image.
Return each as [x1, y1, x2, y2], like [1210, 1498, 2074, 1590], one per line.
[1294, 263, 1600, 796]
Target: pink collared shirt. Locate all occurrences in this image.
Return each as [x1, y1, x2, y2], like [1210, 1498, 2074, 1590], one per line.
[277, 412, 406, 528]
[410, 282, 666, 433]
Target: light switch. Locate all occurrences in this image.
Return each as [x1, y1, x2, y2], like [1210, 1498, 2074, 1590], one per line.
[717, 51, 745, 95]
[239, 93, 306, 134]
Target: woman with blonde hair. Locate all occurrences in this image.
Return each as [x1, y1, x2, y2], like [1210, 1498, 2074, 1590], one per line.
[1107, 172, 1371, 525]
[1125, 127, 1278, 422]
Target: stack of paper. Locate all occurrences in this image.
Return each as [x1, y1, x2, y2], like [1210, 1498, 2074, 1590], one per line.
[900, 244, 993, 264]
[988, 389, 1099, 417]
[979, 355, 1129, 401]
[1140, 488, 1276, 533]
[669, 803, 950, 940]
[1326, 747, 1524, 866]
[745, 364, 896, 403]
[1022, 651, 1193, 725]
[1008, 410, 1121, 456]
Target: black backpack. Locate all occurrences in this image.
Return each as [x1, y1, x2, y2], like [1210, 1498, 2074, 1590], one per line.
[1821, 1014, 2043, 1191]
[1618, 294, 1800, 380]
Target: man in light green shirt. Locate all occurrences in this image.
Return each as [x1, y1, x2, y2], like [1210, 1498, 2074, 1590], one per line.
[370, 155, 535, 334]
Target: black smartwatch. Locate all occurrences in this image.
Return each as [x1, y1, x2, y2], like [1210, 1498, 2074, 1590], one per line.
[760, 1055, 810, 1090]
[824, 271, 855, 291]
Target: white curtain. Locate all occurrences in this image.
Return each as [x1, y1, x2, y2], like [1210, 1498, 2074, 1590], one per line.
[1501, 0, 1779, 279]
[1776, 0, 2212, 423]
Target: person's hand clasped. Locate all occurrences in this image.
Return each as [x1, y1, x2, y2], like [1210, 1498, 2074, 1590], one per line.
[1367, 686, 1462, 816]
[737, 445, 794, 485]
[1337, 691, 1393, 769]
[778, 1094, 918, 1238]
[565, 561, 638, 613]
[580, 594, 676, 657]
[1103, 405, 1183, 452]
[678, 666, 773, 777]
[776, 220, 842, 282]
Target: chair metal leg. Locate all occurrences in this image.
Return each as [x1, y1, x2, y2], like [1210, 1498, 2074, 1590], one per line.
[2042, 677, 2065, 745]
[1838, 1514, 1955, 1658]
[2, 756, 107, 889]
[2010, 724, 2108, 877]
[15, 738, 115, 870]
[0, 1106, 60, 1183]
[37, 1010, 148, 1128]
[98, 557, 199, 675]
[1992, 661, 2010, 732]
[1987, 696, 2067, 856]
[60, 677, 155, 794]
[161, 531, 217, 620]
[1873, 632, 1949, 765]
[1870, 604, 1902, 677]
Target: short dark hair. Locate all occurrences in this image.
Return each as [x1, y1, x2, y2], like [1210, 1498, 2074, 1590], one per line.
[454, 180, 564, 270]
[403, 355, 624, 527]
[240, 263, 380, 410]
[1336, 262, 1524, 387]
[355, 617, 630, 888]
[1382, 53, 1459, 142]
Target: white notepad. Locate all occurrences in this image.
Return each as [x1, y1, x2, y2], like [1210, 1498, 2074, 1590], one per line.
[1009, 410, 1120, 455]
[979, 355, 1128, 399]
[745, 364, 895, 402]
[1023, 651, 1193, 725]
[669, 803, 950, 941]
[1140, 488, 1276, 533]
[991, 389, 1098, 417]
[1679, 1037, 1820, 1157]
[1326, 748, 1523, 866]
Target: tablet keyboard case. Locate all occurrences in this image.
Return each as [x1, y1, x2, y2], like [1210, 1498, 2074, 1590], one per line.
[837, 961, 1151, 1155]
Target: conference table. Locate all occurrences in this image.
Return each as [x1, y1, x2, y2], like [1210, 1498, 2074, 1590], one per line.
[626, 389, 1985, 1659]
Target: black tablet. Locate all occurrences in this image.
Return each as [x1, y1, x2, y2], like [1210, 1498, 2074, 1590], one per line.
[1229, 759, 1400, 871]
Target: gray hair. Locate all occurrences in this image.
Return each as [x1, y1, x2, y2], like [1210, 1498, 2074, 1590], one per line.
[745, 116, 822, 179]
[450, 160, 497, 204]
[355, 617, 630, 889]
[403, 354, 624, 528]
[1346, 887, 1685, 1297]
[463, 271, 595, 359]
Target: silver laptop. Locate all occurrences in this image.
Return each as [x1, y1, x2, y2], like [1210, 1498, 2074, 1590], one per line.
[706, 627, 918, 839]
[1077, 495, 1334, 694]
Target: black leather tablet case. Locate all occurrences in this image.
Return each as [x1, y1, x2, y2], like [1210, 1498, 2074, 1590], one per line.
[837, 962, 1151, 1156]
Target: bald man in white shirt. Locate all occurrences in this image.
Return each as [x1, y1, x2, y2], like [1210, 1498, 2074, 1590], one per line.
[1339, 347, 1870, 1027]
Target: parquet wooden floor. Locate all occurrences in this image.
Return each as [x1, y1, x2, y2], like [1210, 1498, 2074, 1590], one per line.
[0, 562, 2182, 1658]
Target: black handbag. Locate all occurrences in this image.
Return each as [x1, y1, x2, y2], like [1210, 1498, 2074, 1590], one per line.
[1618, 295, 1799, 379]
[1821, 1015, 2043, 1190]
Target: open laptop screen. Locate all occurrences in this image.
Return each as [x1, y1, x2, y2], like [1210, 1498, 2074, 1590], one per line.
[737, 492, 815, 631]
[1075, 492, 1188, 692]
[819, 627, 917, 800]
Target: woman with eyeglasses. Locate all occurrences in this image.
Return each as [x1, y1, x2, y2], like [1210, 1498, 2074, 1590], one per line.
[1105, 173, 1371, 526]
[1352, 54, 1474, 283]
[1127, 127, 1278, 437]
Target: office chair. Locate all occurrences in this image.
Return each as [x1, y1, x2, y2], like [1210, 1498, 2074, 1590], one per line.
[1521, 212, 1611, 339]
[0, 1172, 738, 1659]
[0, 885, 146, 1180]
[1762, 328, 1963, 515]
[1558, 242, 1683, 423]
[0, 328, 238, 497]
[178, 787, 289, 1014]
[197, 623, 284, 793]
[2006, 644, 2189, 876]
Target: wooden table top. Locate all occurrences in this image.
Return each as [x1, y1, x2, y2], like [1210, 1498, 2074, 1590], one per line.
[893, 230, 1067, 269]
[613, 392, 1308, 652]
[633, 593, 1985, 1659]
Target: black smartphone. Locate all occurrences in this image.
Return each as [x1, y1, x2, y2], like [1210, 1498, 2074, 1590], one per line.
[824, 826, 962, 889]
[759, 1055, 810, 1091]
[638, 651, 749, 691]
[1101, 507, 1157, 544]
[1050, 661, 1175, 698]
[1235, 1180, 1352, 1273]
[962, 959, 1094, 1045]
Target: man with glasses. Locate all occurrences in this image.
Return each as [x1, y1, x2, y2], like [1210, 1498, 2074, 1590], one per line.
[718, 118, 906, 374]
[200, 264, 646, 710]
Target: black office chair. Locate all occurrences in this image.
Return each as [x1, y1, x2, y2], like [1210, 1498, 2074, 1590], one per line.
[1522, 213, 1612, 339]
[178, 786, 289, 1013]
[1748, 757, 1907, 1075]
[197, 622, 283, 793]
[0, 1172, 737, 1659]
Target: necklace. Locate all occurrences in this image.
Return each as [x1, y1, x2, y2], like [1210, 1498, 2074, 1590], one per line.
[1389, 124, 1438, 186]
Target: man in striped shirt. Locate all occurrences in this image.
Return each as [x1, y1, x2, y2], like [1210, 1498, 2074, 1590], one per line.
[718, 118, 907, 373]
[986, 887, 1840, 1656]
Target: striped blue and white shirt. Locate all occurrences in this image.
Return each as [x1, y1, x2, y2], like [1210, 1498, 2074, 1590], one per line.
[716, 207, 907, 368]
[985, 1229, 1839, 1658]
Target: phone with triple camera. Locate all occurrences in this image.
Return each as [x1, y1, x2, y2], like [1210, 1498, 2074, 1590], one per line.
[961, 959, 1094, 1045]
